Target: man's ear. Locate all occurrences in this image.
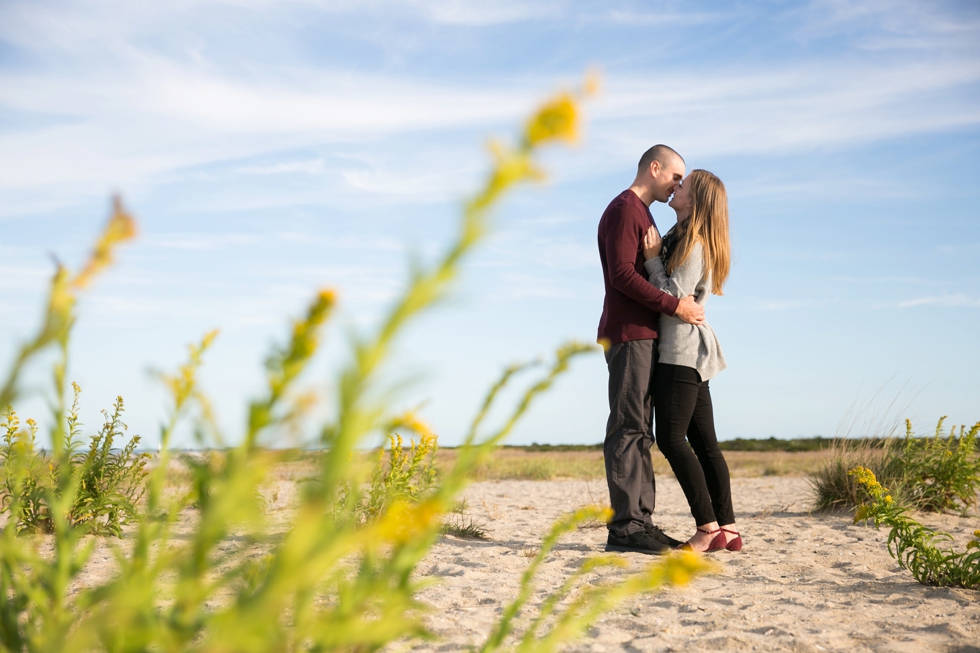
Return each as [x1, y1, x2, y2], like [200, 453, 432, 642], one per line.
[648, 159, 660, 178]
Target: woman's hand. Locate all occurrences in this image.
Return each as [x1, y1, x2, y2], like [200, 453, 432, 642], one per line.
[643, 225, 662, 260]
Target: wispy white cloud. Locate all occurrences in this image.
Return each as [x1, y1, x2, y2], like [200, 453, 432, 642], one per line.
[935, 242, 980, 254]
[225, 0, 562, 26]
[831, 275, 929, 285]
[592, 60, 980, 160]
[236, 159, 325, 176]
[0, 265, 52, 290]
[395, 0, 560, 26]
[1, 1, 977, 219]
[792, 0, 980, 51]
[755, 298, 828, 311]
[603, 9, 733, 26]
[897, 294, 980, 308]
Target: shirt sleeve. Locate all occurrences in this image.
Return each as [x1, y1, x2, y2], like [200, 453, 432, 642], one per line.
[604, 203, 680, 316]
[644, 241, 704, 300]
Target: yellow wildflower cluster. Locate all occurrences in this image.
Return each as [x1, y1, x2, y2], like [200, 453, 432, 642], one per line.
[290, 289, 336, 355]
[968, 529, 980, 551]
[524, 93, 578, 146]
[849, 466, 898, 523]
[277, 288, 336, 390]
[655, 551, 717, 587]
[849, 466, 888, 501]
[374, 498, 442, 545]
[467, 73, 600, 216]
[523, 71, 598, 147]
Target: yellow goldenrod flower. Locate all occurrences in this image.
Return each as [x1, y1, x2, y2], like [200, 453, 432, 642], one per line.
[660, 551, 716, 587]
[968, 531, 980, 551]
[525, 93, 578, 146]
[376, 499, 442, 545]
[849, 466, 887, 500]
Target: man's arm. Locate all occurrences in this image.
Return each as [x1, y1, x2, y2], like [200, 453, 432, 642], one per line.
[604, 209, 680, 316]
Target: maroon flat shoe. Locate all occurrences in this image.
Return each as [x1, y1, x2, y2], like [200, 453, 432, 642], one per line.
[679, 527, 727, 553]
[721, 527, 743, 552]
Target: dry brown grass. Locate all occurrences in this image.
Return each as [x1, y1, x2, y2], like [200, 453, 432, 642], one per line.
[432, 448, 834, 480]
[156, 447, 832, 495]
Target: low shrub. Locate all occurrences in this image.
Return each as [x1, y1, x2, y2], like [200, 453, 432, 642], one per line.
[899, 417, 980, 512]
[851, 466, 980, 590]
[809, 417, 980, 512]
[354, 428, 439, 522]
[0, 384, 148, 536]
[809, 437, 908, 511]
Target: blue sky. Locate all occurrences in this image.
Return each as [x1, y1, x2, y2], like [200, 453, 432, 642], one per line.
[1, 0, 978, 448]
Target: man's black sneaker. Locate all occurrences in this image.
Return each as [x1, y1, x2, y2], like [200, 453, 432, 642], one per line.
[645, 523, 684, 549]
[605, 530, 670, 555]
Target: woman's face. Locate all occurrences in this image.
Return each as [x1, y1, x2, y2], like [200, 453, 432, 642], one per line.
[668, 174, 693, 221]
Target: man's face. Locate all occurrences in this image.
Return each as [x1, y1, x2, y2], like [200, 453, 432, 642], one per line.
[668, 174, 692, 220]
[650, 157, 686, 203]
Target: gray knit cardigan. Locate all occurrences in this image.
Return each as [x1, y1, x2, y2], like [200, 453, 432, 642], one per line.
[644, 241, 727, 381]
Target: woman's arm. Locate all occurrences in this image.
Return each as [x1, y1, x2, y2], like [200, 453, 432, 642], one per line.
[644, 241, 704, 300]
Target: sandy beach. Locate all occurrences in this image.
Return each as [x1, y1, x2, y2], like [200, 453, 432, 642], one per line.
[407, 476, 980, 653]
[35, 463, 980, 652]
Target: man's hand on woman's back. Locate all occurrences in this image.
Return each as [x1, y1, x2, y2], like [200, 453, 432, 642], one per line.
[675, 296, 705, 325]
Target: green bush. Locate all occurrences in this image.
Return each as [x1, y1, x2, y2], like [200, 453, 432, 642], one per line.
[0, 83, 713, 653]
[355, 428, 439, 523]
[851, 466, 980, 589]
[899, 417, 980, 512]
[0, 385, 148, 536]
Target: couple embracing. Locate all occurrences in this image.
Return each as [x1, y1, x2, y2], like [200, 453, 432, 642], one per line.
[597, 145, 741, 555]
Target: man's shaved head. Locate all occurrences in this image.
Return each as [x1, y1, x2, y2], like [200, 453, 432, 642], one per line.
[637, 144, 683, 174]
[630, 144, 686, 205]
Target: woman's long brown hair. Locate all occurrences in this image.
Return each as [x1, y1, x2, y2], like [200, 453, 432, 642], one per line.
[666, 169, 730, 295]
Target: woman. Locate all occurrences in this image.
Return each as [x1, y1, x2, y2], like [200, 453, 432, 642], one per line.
[642, 169, 741, 553]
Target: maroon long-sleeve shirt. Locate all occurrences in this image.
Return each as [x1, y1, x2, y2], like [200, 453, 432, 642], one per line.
[597, 190, 679, 345]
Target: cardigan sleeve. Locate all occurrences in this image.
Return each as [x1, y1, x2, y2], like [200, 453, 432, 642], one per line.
[644, 241, 705, 300]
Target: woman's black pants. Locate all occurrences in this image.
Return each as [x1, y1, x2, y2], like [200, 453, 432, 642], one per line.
[653, 363, 735, 526]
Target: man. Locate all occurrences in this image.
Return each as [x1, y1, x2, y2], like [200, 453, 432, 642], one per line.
[598, 144, 705, 555]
